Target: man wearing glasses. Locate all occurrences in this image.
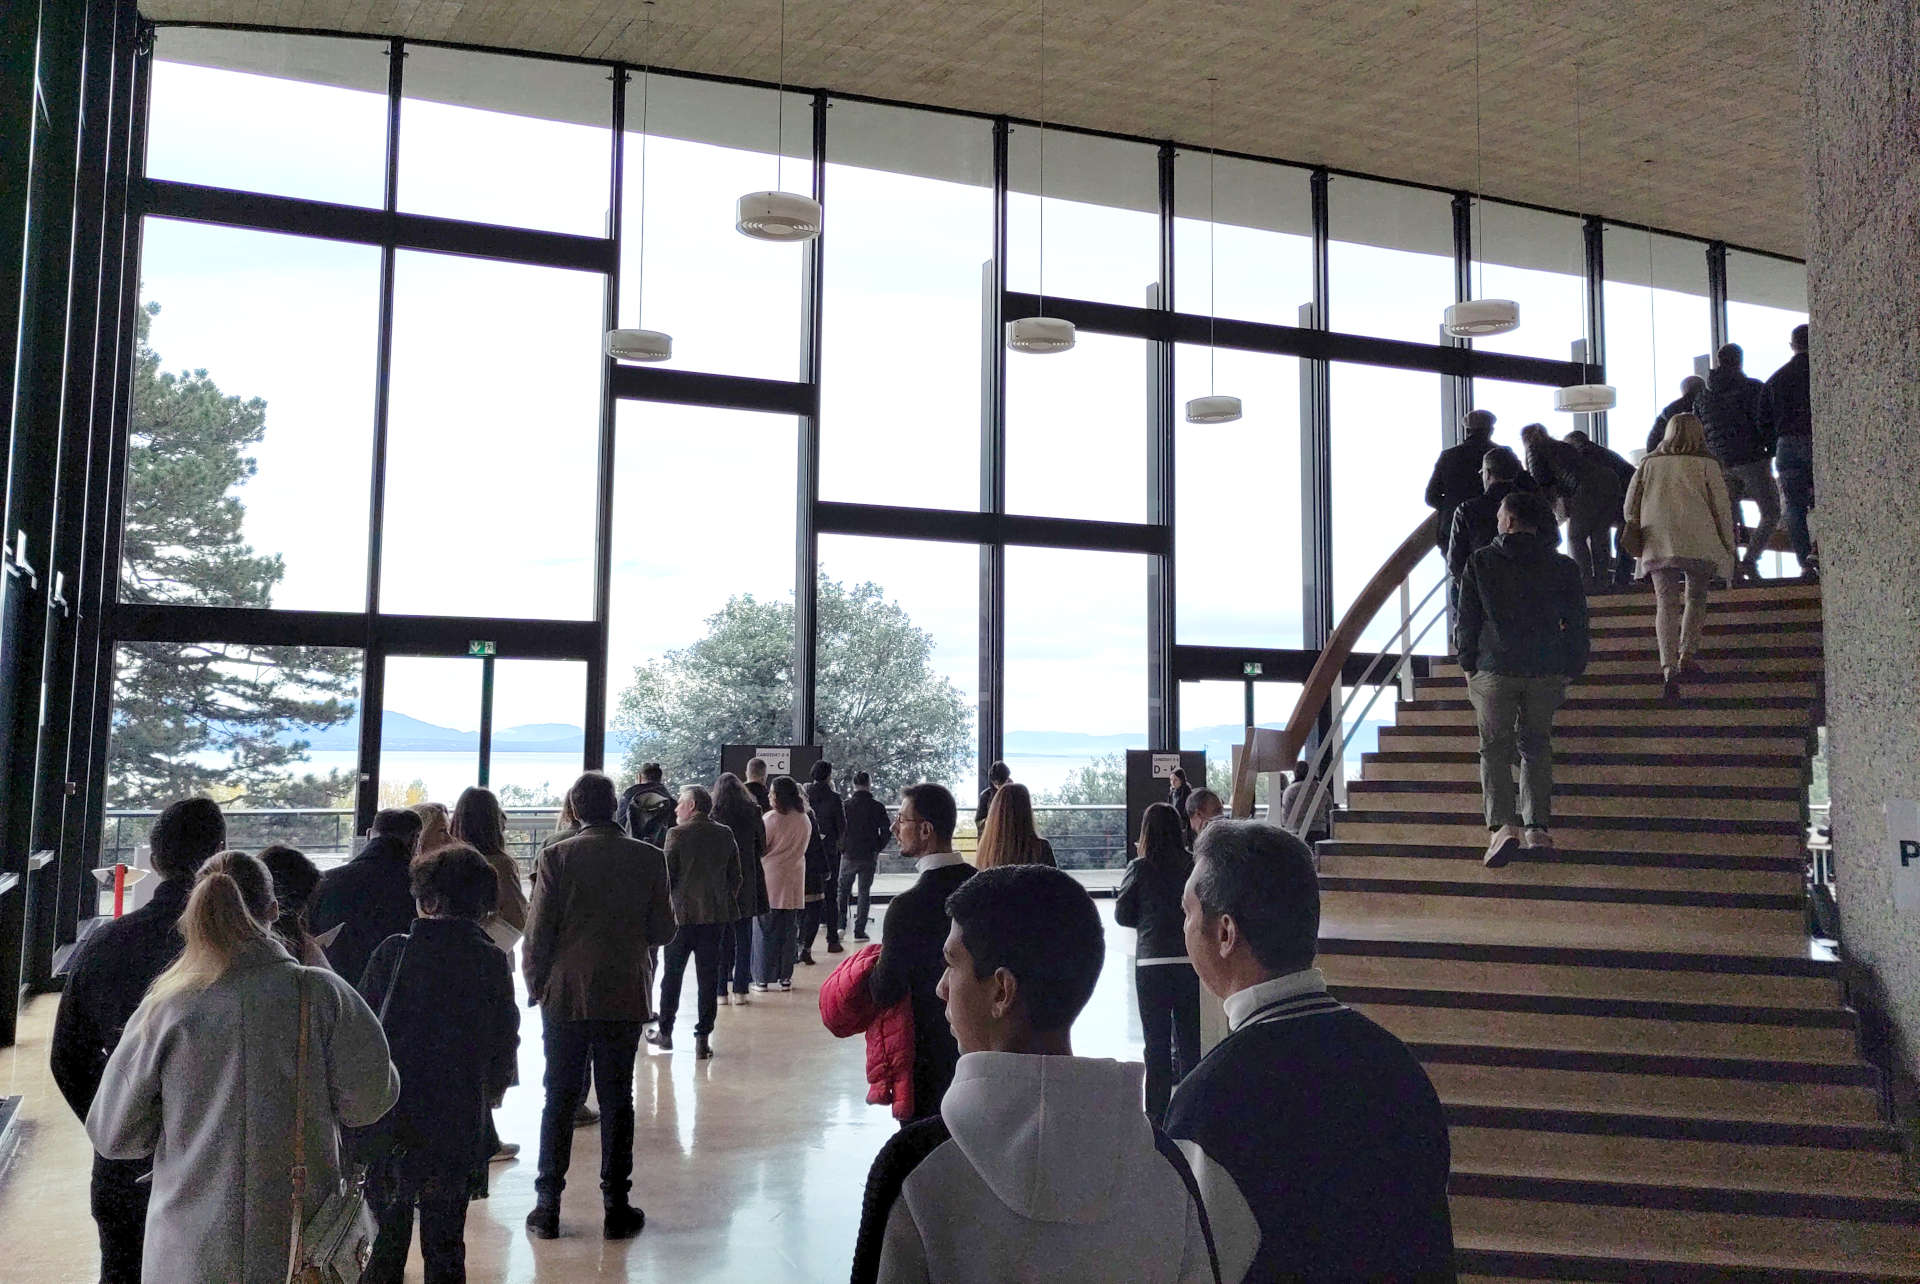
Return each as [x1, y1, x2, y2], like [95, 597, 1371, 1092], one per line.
[868, 783, 976, 1122]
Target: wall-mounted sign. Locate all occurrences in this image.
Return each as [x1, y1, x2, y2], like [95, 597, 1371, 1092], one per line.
[468, 640, 496, 657]
[756, 748, 793, 775]
[1889, 799, 1920, 913]
[1150, 753, 1185, 780]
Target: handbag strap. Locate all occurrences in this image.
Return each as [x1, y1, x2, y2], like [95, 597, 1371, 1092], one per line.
[376, 938, 409, 1024]
[288, 970, 310, 1282]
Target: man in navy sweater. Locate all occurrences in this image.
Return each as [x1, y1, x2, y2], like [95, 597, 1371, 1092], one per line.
[1165, 821, 1455, 1282]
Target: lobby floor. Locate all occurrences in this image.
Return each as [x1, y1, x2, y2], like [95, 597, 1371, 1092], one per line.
[0, 900, 1146, 1282]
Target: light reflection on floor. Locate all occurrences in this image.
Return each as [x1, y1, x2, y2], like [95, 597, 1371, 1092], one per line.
[0, 900, 1147, 1282]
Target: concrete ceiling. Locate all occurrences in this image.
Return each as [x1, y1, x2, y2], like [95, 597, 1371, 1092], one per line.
[142, 0, 1808, 257]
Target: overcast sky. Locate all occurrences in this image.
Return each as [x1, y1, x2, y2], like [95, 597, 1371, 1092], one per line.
[138, 48, 1806, 754]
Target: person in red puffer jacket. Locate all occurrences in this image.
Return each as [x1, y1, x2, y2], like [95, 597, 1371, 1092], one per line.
[820, 943, 916, 1121]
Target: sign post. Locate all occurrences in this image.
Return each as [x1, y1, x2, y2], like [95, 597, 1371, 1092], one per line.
[1123, 749, 1208, 851]
[1888, 799, 1920, 914]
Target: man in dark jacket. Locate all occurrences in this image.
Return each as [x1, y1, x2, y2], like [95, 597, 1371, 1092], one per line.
[649, 785, 742, 1058]
[1424, 408, 1497, 555]
[1763, 324, 1816, 573]
[1455, 491, 1590, 868]
[974, 760, 1011, 828]
[1446, 445, 1530, 581]
[616, 762, 676, 847]
[1167, 821, 1455, 1282]
[310, 807, 424, 989]
[358, 843, 519, 1283]
[1565, 429, 1638, 583]
[870, 782, 976, 1121]
[803, 760, 847, 959]
[1695, 343, 1781, 576]
[1647, 374, 1705, 454]
[839, 770, 891, 940]
[51, 797, 226, 1284]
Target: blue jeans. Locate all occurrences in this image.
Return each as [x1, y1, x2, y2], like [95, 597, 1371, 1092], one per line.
[1774, 435, 1815, 566]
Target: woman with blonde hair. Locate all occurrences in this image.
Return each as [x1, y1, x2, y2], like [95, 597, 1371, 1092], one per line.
[412, 801, 453, 858]
[87, 850, 398, 1284]
[1623, 411, 1738, 700]
[450, 786, 530, 935]
[973, 782, 1055, 869]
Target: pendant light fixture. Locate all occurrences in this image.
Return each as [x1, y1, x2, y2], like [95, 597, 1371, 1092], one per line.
[1186, 78, 1241, 423]
[606, 2, 672, 363]
[1555, 63, 1616, 412]
[1444, 0, 1519, 338]
[736, 0, 821, 241]
[1007, 0, 1075, 354]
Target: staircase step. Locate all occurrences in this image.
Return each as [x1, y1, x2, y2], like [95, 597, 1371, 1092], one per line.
[1585, 580, 1823, 613]
[1345, 780, 1805, 823]
[1318, 944, 1845, 1008]
[1418, 674, 1820, 702]
[1358, 1001, 1858, 1063]
[1338, 981, 1854, 1031]
[1406, 1037, 1876, 1086]
[1318, 931, 1836, 974]
[1582, 605, 1823, 628]
[1395, 698, 1813, 729]
[1449, 1166, 1920, 1224]
[1331, 812, 1806, 859]
[1430, 654, 1823, 679]
[1320, 908, 1817, 959]
[1588, 616, 1823, 639]
[1322, 871, 1803, 912]
[1378, 726, 1810, 758]
[1318, 851, 1800, 896]
[1360, 751, 1807, 789]
[1452, 1192, 1918, 1282]
[1588, 631, 1821, 655]
[1419, 1061, 1883, 1126]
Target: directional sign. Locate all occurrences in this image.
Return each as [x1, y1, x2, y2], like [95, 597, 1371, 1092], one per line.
[468, 640, 496, 657]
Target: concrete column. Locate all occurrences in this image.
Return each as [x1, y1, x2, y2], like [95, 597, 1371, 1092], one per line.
[1808, 2, 1920, 1076]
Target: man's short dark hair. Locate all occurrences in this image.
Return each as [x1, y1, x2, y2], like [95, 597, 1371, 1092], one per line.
[681, 784, 712, 816]
[149, 798, 226, 880]
[1462, 409, 1495, 436]
[568, 772, 619, 825]
[1192, 821, 1320, 974]
[901, 782, 957, 842]
[410, 843, 500, 920]
[370, 807, 424, 849]
[1189, 788, 1223, 815]
[852, 770, 871, 789]
[988, 761, 1011, 785]
[1563, 429, 1591, 447]
[946, 865, 1104, 1033]
[1717, 342, 1744, 367]
[811, 760, 833, 784]
[1501, 490, 1557, 534]
[640, 762, 663, 783]
[1481, 445, 1521, 482]
[1791, 323, 1809, 351]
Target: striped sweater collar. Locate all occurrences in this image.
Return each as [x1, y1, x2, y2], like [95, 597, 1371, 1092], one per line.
[1222, 968, 1333, 1032]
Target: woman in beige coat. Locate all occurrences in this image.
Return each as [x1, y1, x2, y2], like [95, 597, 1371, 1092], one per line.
[1623, 412, 1738, 698]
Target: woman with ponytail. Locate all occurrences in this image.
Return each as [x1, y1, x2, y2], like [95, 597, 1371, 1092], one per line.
[87, 850, 399, 1283]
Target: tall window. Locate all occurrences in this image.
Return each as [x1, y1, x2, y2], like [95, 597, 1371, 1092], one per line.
[380, 252, 603, 619]
[123, 220, 380, 612]
[1603, 227, 1710, 450]
[1471, 202, 1587, 362]
[1006, 332, 1152, 523]
[1172, 152, 1313, 327]
[1328, 176, 1455, 344]
[1725, 250, 1808, 381]
[1329, 365, 1447, 652]
[378, 655, 483, 805]
[398, 47, 613, 236]
[820, 101, 992, 511]
[146, 28, 389, 207]
[619, 76, 811, 380]
[1008, 127, 1160, 308]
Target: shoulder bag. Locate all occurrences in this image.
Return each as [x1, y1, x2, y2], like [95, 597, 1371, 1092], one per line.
[287, 972, 379, 1284]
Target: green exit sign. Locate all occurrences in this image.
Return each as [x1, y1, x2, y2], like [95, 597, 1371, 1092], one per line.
[1243, 662, 1263, 676]
[469, 640, 496, 657]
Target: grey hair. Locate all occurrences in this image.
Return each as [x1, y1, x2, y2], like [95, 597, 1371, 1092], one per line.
[679, 784, 713, 816]
[1190, 820, 1320, 973]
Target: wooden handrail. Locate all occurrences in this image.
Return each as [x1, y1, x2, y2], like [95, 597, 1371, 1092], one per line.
[1232, 514, 1438, 818]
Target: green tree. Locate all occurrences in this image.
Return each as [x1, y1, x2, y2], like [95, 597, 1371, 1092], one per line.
[612, 575, 972, 793]
[108, 303, 357, 809]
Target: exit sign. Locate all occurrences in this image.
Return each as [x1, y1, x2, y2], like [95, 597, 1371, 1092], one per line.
[1243, 662, 1263, 676]
[468, 640, 496, 657]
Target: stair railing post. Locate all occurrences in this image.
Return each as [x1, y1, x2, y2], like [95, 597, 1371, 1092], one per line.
[1399, 577, 1415, 702]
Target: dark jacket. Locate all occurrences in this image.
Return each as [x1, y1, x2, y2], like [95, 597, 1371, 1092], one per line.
[1572, 437, 1637, 523]
[869, 859, 976, 1120]
[1114, 854, 1192, 963]
[1695, 364, 1772, 466]
[1165, 1000, 1455, 1281]
[715, 793, 770, 918]
[50, 876, 193, 1121]
[1446, 479, 1528, 581]
[616, 781, 676, 846]
[1455, 532, 1590, 679]
[358, 918, 518, 1168]
[1424, 430, 1497, 554]
[746, 779, 771, 813]
[310, 833, 418, 990]
[1762, 351, 1811, 441]
[805, 780, 846, 859]
[1562, 440, 1626, 531]
[1523, 431, 1583, 502]
[1648, 394, 1696, 454]
[842, 790, 892, 865]
[974, 784, 1000, 828]
[663, 816, 743, 925]
[1167, 781, 1192, 825]
[522, 822, 676, 1021]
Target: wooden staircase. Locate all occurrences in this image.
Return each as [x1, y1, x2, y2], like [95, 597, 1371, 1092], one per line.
[1315, 578, 1920, 1281]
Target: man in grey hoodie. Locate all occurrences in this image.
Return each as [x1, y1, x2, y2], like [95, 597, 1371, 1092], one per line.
[850, 865, 1217, 1284]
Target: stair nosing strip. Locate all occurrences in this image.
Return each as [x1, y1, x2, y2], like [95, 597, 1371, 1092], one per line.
[1446, 1168, 1920, 1224]
[1317, 875, 1804, 911]
[1455, 1244, 1909, 1284]
[1406, 1038, 1876, 1085]
[1329, 982, 1856, 1028]
[1318, 936, 1839, 977]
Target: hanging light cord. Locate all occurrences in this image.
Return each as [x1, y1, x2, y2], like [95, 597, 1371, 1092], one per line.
[636, 3, 653, 318]
[1646, 160, 1659, 387]
[775, 0, 787, 192]
[1208, 78, 1218, 394]
[1038, 0, 1048, 317]
[1472, 0, 1484, 297]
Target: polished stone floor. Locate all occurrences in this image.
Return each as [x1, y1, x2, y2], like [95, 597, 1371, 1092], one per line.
[0, 900, 1147, 1282]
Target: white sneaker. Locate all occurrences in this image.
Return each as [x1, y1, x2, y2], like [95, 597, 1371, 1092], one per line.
[778, 979, 793, 992]
[717, 993, 730, 1006]
[1484, 824, 1521, 868]
[750, 982, 769, 993]
[733, 991, 751, 1005]
[1523, 827, 1554, 850]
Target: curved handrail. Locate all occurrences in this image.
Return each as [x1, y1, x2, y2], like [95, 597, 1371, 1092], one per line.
[1231, 514, 1438, 818]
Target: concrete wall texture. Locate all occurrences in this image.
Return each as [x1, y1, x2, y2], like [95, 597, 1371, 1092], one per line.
[1808, 2, 1920, 1075]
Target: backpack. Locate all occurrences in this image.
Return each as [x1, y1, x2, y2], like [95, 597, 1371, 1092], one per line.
[625, 788, 675, 847]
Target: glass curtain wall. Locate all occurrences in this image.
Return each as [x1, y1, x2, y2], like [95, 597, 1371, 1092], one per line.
[1602, 225, 1711, 452]
[1328, 176, 1456, 345]
[1471, 201, 1587, 362]
[1725, 250, 1808, 381]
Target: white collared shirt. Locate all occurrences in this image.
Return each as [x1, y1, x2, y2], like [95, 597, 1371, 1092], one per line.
[914, 851, 966, 875]
[1221, 967, 1329, 1031]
